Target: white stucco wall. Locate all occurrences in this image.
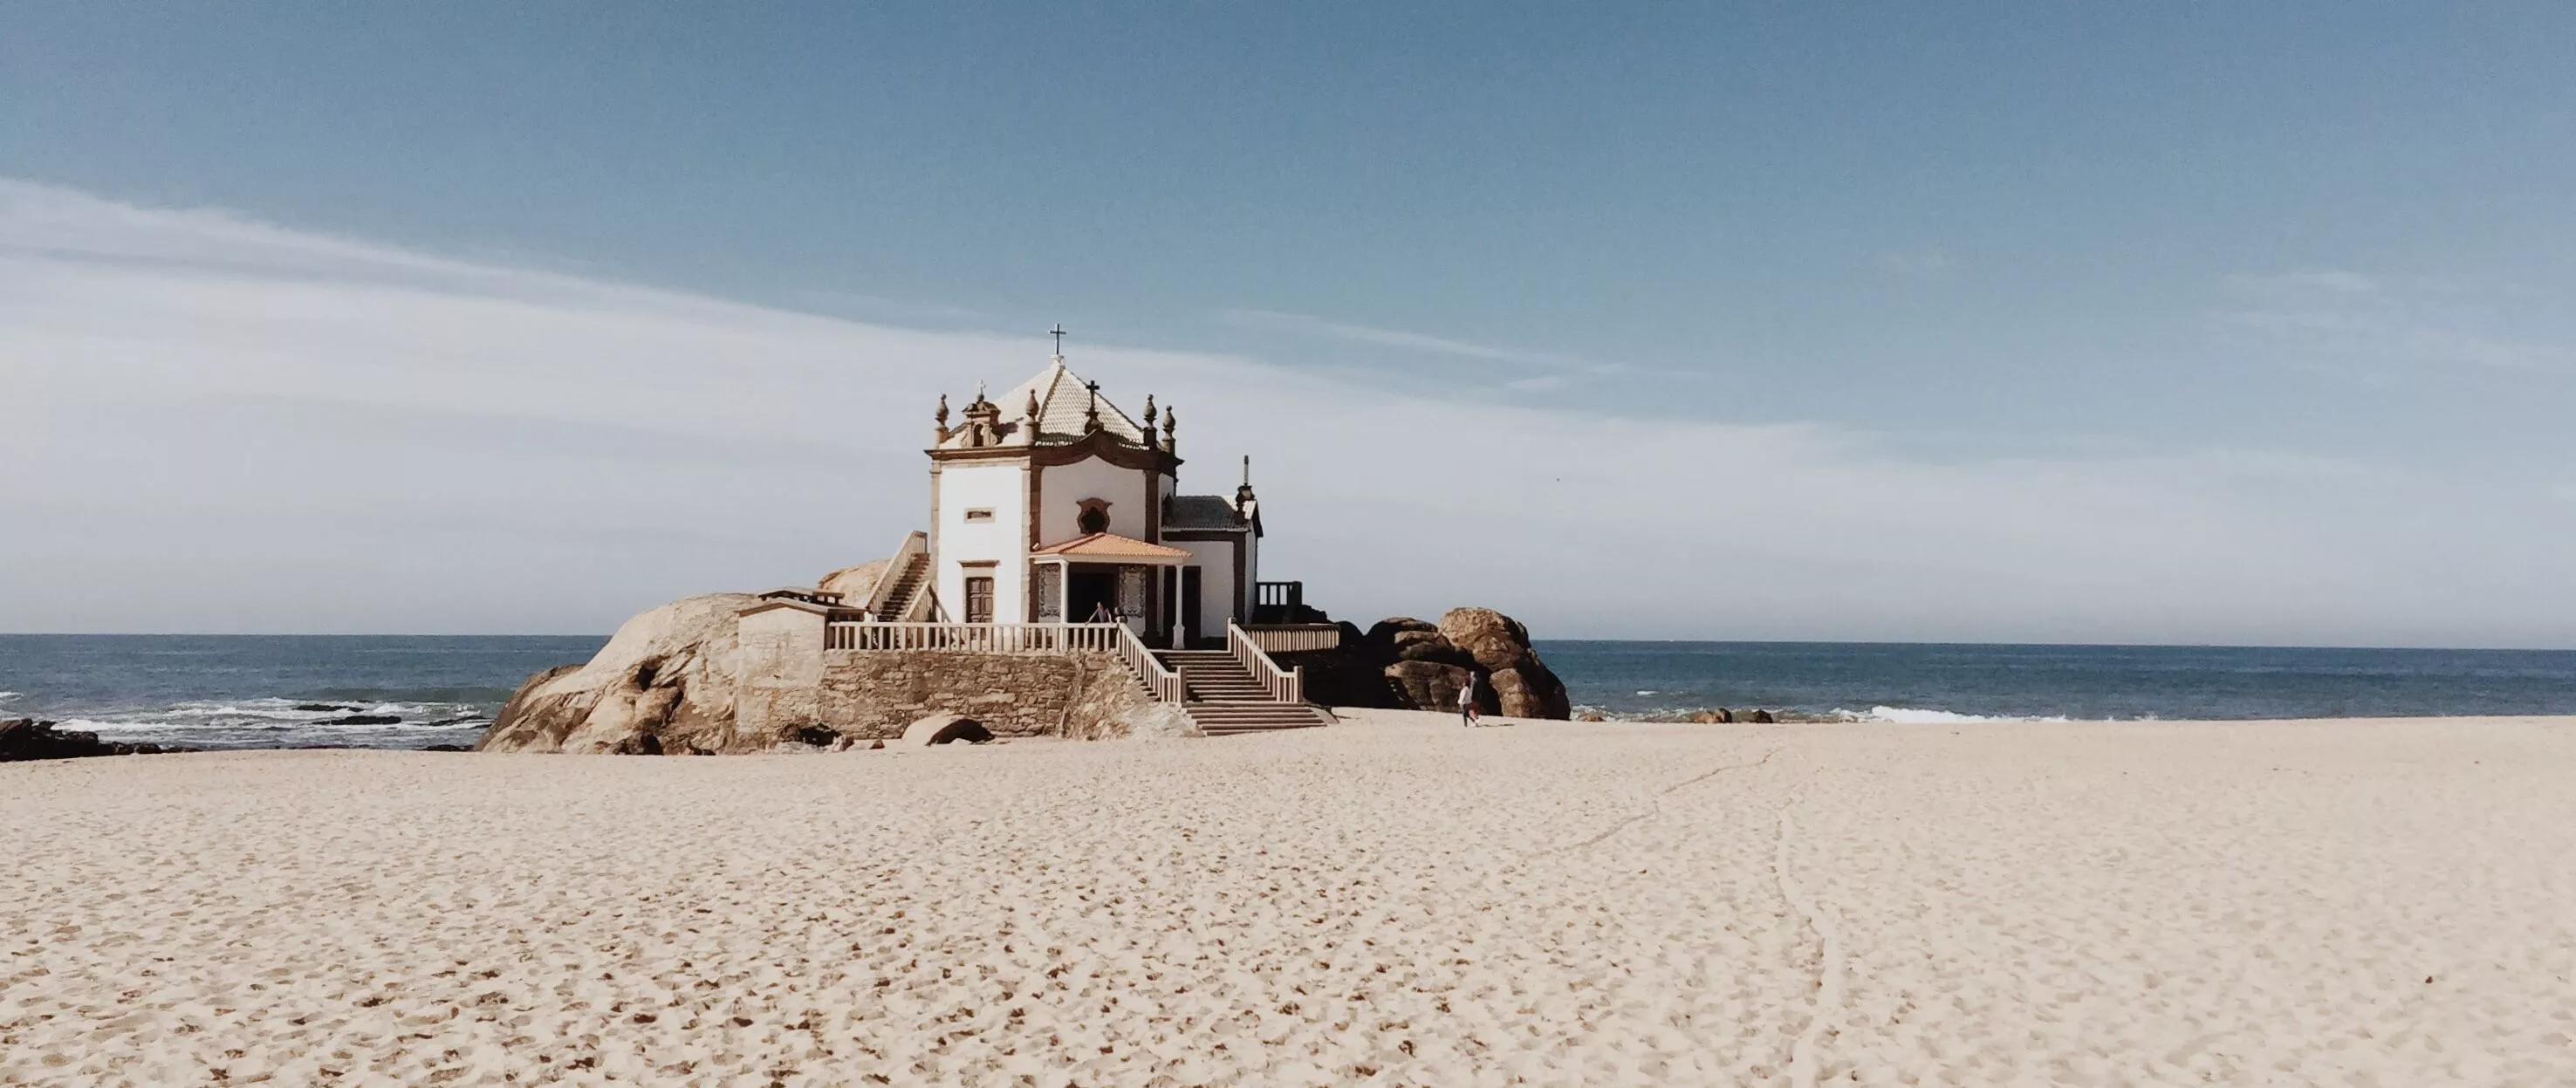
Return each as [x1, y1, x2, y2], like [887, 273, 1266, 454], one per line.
[932, 461, 1027, 621]
[1170, 537, 1238, 638]
[1036, 457, 1160, 544]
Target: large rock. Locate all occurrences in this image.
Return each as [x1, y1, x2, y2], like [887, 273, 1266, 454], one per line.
[1364, 618, 1440, 657]
[1383, 660, 1475, 713]
[1112, 702, 1202, 742]
[1438, 607, 1571, 719]
[1277, 608, 1572, 720]
[897, 713, 991, 747]
[1391, 629, 1474, 667]
[475, 593, 762, 755]
[819, 559, 891, 606]
[1436, 608, 1538, 673]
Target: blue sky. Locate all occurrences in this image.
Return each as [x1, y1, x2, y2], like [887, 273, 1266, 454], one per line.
[3, 3, 2573, 642]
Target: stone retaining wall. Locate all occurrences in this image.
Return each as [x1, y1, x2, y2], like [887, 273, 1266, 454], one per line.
[812, 651, 1148, 740]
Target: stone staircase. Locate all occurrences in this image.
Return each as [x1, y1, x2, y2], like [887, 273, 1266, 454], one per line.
[874, 553, 932, 621]
[1154, 648, 1332, 736]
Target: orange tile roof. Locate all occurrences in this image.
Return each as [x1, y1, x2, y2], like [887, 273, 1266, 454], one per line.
[1030, 532, 1192, 560]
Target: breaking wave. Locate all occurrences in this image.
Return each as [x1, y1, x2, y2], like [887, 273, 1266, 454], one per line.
[45, 697, 492, 749]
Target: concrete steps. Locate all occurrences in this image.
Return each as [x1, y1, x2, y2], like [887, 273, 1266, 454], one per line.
[1150, 648, 1329, 735]
[1158, 650, 1270, 701]
[1183, 701, 1334, 735]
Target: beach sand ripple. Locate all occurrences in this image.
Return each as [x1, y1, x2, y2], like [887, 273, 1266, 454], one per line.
[5, 713, 2573, 1086]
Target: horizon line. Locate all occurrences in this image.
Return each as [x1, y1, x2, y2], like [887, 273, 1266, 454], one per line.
[4, 632, 2573, 653]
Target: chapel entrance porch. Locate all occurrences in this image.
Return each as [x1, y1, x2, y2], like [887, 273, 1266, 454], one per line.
[1028, 531, 1194, 647]
[1065, 566, 1120, 625]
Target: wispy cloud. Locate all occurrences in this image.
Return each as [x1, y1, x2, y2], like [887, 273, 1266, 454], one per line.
[1216, 307, 1620, 387]
[2216, 270, 2568, 378]
[6, 181, 2574, 644]
[2223, 270, 2379, 296]
[1871, 250, 1960, 277]
[791, 290, 995, 325]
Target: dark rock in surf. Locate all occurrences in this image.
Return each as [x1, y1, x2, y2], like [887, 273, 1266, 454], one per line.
[0, 719, 195, 761]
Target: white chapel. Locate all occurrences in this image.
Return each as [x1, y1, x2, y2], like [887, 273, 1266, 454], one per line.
[842, 341, 1279, 648]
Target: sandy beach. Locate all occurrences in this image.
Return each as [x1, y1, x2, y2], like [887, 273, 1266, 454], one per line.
[7, 713, 2574, 1087]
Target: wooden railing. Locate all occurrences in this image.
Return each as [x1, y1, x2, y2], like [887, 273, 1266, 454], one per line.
[1240, 624, 1340, 653]
[1227, 620, 1305, 704]
[1117, 625, 1187, 704]
[757, 586, 845, 607]
[825, 622, 1123, 653]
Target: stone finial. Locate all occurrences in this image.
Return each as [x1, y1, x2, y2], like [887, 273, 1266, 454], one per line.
[935, 393, 950, 441]
[1236, 455, 1257, 509]
[957, 390, 1004, 448]
[1161, 405, 1176, 452]
[1142, 393, 1157, 428]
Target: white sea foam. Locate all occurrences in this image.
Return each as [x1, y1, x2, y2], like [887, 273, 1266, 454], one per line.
[1846, 705, 2072, 724]
[1635, 689, 1660, 696]
[59, 699, 488, 740]
[52, 718, 134, 732]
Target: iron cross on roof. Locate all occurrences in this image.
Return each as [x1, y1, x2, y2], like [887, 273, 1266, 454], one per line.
[1051, 324, 1067, 355]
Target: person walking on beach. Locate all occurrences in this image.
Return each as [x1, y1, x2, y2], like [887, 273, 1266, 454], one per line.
[1459, 673, 1480, 728]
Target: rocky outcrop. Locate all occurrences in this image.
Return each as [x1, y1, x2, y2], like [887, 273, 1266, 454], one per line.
[1278, 608, 1572, 720]
[1, 719, 195, 761]
[819, 559, 891, 606]
[1436, 608, 1572, 720]
[1383, 660, 1475, 711]
[479, 592, 1153, 753]
[475, 594, 761, 755]
[1111, 702, 1202, 741]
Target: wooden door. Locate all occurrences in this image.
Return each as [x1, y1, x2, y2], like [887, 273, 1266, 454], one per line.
[964, 576, 995, 624]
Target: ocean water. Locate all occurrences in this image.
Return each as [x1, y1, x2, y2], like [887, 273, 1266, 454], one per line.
[1539, 640, 2576, 722]
[4, 635, 2573, 750]
[0, 635, 605, 750]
